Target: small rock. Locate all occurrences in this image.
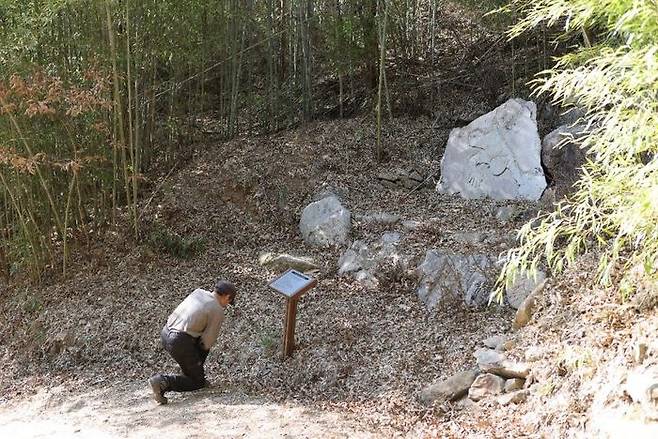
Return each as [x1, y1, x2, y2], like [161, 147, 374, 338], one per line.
[355, 212, 401, 225]
[474, 348, 531, 379]
[626, 366, 658, 420]
[498, 389, 529, 406]
[635, 342, 649, 365]
[401, 220, 421, 231]
[513, 279, 548, 329]
[506, 270, 547, 309]
[524, 346, 545, 362]
[495, 206, 519, 223]
[500, 340, 516, 352]
[454, 231, 486, 245]
[337, 233, 407, 290]
[504, 378, 525, 393]
[258, 253, 318, 273]
[482, 335, 507, 350]
[420, 370, 478, 405]
[468, 373, 505, 401]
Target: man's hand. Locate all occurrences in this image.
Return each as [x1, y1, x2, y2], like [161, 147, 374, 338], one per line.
[196, 338, 210, 364]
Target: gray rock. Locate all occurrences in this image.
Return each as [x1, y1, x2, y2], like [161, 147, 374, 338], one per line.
[468, 373, 505, 401]
[453, 231, 486, 245]
[437, 99, 547, 201]
[401, 220, 421, 231]
[416, 250, 496, 309]
[482, 335, 507, 350]
[513, 279, 548, 329]
[338, 232, 407, 290]
[299, 196, 351, 247]
[498, 389, 529, 406]
[542, 124, 586, 182]
[506, 270, 547, 309]
[504, 378, 525, 393]
[495, 206, 520, 224]
[420, 370, 478, 405]
[258, 253, 318, 273]
[474, 348, 531, 379]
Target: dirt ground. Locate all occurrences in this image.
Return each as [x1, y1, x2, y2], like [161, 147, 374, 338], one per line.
[0, 381, 383, 438]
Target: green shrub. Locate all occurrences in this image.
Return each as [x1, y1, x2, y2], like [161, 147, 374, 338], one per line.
[498, 0, 658, 296]
[147, 223, 206, 259]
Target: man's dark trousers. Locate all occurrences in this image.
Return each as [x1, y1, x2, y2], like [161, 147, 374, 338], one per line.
[160, 326, 209, 391]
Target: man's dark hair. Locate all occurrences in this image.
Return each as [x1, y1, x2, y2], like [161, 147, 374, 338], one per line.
[214, 280, 236, 305]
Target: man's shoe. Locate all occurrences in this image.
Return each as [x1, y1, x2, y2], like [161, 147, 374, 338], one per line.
[148, 375, 168, 405]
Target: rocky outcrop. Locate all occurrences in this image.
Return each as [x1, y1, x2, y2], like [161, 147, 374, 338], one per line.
[338, 232, 409, 290]
[299, 196, 351, 247]
[416, 250, 495, 309]
[437, 98, 547, 201]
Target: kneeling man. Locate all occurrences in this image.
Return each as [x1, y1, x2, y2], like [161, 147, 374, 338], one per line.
[149, 280, 236, 404]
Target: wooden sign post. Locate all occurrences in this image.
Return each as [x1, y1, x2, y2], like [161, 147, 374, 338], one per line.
[268, 269, 317, 358]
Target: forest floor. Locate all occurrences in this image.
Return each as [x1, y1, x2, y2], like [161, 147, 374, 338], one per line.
[0, 113, 537, 437]
[2, 112, 657, 438]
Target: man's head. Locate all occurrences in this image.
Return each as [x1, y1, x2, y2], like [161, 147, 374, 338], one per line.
[214, 280, 236, 307]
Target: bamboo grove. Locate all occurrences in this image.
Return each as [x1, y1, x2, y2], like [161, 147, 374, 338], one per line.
[0, 0, 506, 279]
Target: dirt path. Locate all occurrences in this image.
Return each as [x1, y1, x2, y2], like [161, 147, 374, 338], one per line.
[0, 381, 384, 439]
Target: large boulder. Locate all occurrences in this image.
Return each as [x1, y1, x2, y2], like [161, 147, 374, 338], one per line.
[299, 196, 351, 247]
[416, 250, 495, 309]
[437, 99, 546, 201]
[338, 232, 408, 290]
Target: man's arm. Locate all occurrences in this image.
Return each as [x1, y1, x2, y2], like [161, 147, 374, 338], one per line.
[199, 309, 224, 351]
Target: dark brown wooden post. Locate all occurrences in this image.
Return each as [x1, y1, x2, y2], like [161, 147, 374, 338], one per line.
[268, 269, 317, 359]
[283, 297, 298, 357]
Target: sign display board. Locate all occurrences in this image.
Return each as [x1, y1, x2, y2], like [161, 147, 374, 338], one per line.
[269, 269, 317, 299]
